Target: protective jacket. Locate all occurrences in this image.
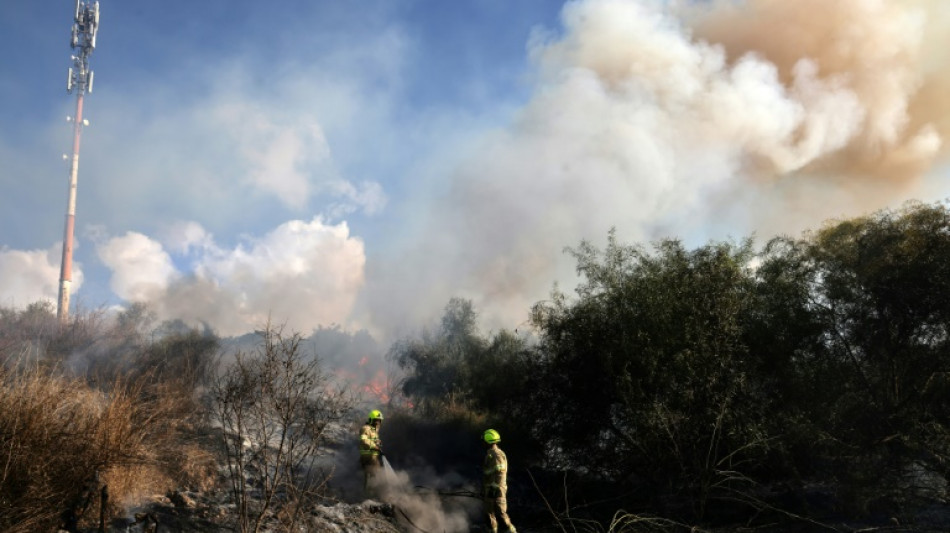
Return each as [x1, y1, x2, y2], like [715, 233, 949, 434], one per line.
[360, 422, 382, 460]
[483, 444, 508, 498]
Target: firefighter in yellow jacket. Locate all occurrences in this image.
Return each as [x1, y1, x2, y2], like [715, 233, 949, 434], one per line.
[359, 409, 384, 494]
[482, 429, 516, 533]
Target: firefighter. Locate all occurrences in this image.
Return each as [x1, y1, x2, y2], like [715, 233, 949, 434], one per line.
[482, 429, 516, 533]
[359, 409, 384, 495]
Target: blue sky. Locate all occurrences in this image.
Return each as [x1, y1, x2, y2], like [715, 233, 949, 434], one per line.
[2, 0, 949, 339]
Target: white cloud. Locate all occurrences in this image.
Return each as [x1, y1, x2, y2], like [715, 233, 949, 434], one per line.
[159, 221, 213, 255]
[0, 244, 80, 308]
[71, 22, 402, 240]
[324, 180, 388, 219]
[98, 218, 365, 337]
[211, 101, 334, 210]
[97, 232, 178, 302]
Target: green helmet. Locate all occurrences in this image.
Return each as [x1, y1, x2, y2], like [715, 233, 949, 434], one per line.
[483, 429, 501, 444]
[368, 409, 384, 421]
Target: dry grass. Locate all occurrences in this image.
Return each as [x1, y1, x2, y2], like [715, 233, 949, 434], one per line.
[0, 303, 221, 530]
[0, 364, 207, 532]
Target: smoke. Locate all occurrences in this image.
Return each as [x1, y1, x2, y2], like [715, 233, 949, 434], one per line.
[685, 0, 949, 180]
[362, 0, 950, 335]
[325, 405, 493, 527]
[0, 243, 81, 307]
[96, 217, 365, 337]
[372, 467, 475, 533]
[327, 419, 480, 533]
[208, 98, 388, 214]
[325, 463, 476, 533]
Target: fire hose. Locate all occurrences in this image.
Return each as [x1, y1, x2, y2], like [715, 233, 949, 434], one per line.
[389, 486, 484, 533]
[413, 485, 482, 499]
[394, 505, 434, 533]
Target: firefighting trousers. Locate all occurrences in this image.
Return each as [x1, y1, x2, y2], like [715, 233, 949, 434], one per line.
[360, 455, 381, 495]
[485, 495, 515, 533]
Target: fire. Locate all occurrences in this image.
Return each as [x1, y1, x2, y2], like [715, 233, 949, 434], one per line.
[361, 369, 389, 403]
[331, 355, 392, 404]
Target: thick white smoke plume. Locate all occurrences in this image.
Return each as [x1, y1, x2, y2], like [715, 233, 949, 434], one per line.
[364, 0, 950, 334]
[685, 0, 948, 180]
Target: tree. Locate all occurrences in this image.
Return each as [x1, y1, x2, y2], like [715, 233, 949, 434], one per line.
[530, 232, 769, 518]
[210, 322, 353, 533]
[759, 201, 950, 511]
[392, 298, 488, 408]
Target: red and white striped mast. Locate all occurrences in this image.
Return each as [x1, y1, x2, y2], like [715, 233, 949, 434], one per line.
[57, 0, 100, 324]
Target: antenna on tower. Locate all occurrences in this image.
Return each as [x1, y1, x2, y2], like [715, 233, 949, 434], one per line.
[66, 0, 98, 96]
[58, 0, 101, 325]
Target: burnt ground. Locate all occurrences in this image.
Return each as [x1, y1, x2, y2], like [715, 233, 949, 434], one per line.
[74, 481, 950, 533]
[86, 489, 405, 533]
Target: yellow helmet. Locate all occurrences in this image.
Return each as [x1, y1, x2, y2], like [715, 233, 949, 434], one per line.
[368, 409, 384, 421]
[483, 429, 501, 444]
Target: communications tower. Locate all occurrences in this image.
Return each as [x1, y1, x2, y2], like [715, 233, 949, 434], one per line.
[57, 0, 100, 324]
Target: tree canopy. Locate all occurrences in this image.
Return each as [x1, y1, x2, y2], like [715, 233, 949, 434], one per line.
[392, 201, 950, 525]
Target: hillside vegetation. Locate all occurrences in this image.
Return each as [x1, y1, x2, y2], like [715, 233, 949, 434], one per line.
[2, 200, 950, 532]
